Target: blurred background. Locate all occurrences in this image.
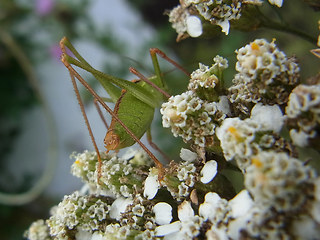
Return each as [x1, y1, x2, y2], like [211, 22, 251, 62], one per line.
[0, 0, 319, 239]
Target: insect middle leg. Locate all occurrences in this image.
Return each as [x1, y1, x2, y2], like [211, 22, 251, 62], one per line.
[93, 98, 109, 129]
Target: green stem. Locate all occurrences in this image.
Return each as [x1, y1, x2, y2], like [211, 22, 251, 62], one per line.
[262, 20, 317, 45]
[257, 8, 317, 45]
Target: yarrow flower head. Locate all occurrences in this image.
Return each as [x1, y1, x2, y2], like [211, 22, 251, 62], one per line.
[245, 151, 316, 212]
[168, 0, 284, 40]
[155, 200, 204, 239]
[71, 149, 151, 198]
[216, 103, 294, 171]
[47, 191, 112, 239]
[188, 55, 228, 100]
[228, 39, 300, 115]
[24, 220, 50, 240]
[161, 91, 229, 148]
[161, 56, 230, 149]
[168, 0, 243, 38]
[286, 83, 320, 147]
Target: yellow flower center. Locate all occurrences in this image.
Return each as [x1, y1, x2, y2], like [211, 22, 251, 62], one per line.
[250, 42, 260, 51]
[252, 157, 263, 168]
[228, 126, 241, 141]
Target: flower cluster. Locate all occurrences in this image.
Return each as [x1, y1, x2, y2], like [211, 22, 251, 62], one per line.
[47, 191, 112, 239]
[161, 56, 230, 148]
[24, 2, 320, 236]
[286, 83, 320, 147]
[25, 34, 320, 239]
[228, 39, 300, 115]
[70, 150, 151, 198]
[215, 103, 293, 170]
[168, 0, 284, 39]
[168, 0, 243, 39]
[161, 91, 224, 148]
[24, 148, 232, 240]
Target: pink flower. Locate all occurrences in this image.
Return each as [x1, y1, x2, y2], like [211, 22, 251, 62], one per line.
[49, 43, 74, 61]
[35, 0, 55, 16]
[49, 44, 62, 60]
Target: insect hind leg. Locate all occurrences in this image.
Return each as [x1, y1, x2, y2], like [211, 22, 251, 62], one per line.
[150, 48, 190, 77]
[146, 129, 171, 163]
[93, 98, 109, 129]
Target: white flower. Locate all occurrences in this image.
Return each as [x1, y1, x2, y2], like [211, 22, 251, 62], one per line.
[268, 0, 283, 7]
[199, 192, 221, 220]
[250, 103, 284, 133]
[155, 201, 203, 239]
[200, 160, 218, 184]
[91, 232, 104, 240]
[291, 215, 320, 240]
[217, 19, 230, 35]
[206, 226, 229, 240]
[109, 197, 132, 220]
[155, 221, 181, 236]
[24, 219, 50, 240]
[178, 201, 194, 221]
[180, 148, 198, 162]
[289, 129, 313, 147]
[217, 96, 231, 116]
[216, 117, 259, 164]
[186, 15, 203, 37]
[153, 202, 173, 225]
[310, 201, 320, 223]
[229, 190, 254, 218]
[143, 171, 160, 199]
[75, 229, 93, 240]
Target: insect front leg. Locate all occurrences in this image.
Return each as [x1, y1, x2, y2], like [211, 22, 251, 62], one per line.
[129, 67, 171, 98]
[66, 65, 104, 183]
[146, 129, 171, 163]
[149, 48, 190, 81]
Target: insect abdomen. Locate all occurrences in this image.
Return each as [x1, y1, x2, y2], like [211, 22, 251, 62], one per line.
[106, 90, 155, 150]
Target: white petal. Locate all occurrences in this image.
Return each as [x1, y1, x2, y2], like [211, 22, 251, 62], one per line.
[310, 201, 320, 223]
[206, 226, 229, 240]
[217, 20, 230, 35]
[109, 197, 132, 220]
[155, 221, 181, 236]
[200, 160, 218, 184]
[75, 229, 93, 240]
[251, 103, 284, 133]
[289, 129, 310, 147]
[229, 190, 253, 218]
[269, 0, 283, 7]
[204, 192, 221, 204]
[186, 16, 203, 37]
[199, 192, 221, 220]
[217, 96, 231, 115]
[180, 148, 197, 162]
[143, 174, 160, 199]
[178, 201, 194, 222]
[91, 232, 104, 240]
[153, 202, 173, 225]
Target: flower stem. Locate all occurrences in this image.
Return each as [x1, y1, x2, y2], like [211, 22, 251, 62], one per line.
[257, 8, 317, 45]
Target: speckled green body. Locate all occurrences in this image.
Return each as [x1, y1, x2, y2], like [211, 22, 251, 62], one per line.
[62, 38, 169, 152]
[109, 78, 164, 149]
